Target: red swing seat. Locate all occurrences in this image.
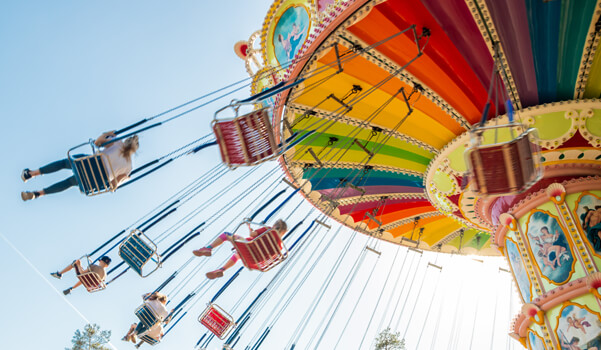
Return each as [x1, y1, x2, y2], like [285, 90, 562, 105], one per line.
[77, 271, 106, 293]
[212, 108, 279, 168]
[465, 124, 542, 196]
[74, 255, 106, 293]
[198, 303, 236, 339]
[231, 228, 288, 272]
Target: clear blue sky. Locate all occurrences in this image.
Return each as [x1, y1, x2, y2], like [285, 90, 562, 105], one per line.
[0, 1, 521, 349]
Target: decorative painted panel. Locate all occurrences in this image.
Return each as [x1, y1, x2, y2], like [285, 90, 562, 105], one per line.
[507, 237, 533, 303]
[525, 210, 576, 285]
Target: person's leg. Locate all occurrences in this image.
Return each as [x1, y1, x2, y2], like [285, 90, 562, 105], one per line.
[37, 158, 73, 175]
[42, 176, 78, 195]
[131, 322, 148, 343]
[22, 174, 78, 201]
[123, 323, 137, 342]
[193, 233, 230, 256]
[206, 254, 239, 279]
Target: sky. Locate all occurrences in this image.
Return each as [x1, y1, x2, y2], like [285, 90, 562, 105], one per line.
[0, 1, 522, 349]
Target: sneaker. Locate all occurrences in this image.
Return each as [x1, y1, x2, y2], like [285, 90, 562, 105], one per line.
[21, 169, 32, 182]
[121, 336, 129, 342]
[206, 269, 224, 280]
[193, 247, 212, 257]
[63, 287, 72, 295]
[21, 191, 37, 201]
[50, 271, 62, 279]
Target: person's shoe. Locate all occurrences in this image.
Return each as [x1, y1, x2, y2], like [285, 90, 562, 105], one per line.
[63, 287, 72, 295]
[193, 247, 212, 257]
[21, 191, 38, 201]
[130, 335, 138, 344]
[121, 336, 129, 342]
[50, 271, 62, 279]
[21, 169, 32, 182]
[206, 269, 224, 280]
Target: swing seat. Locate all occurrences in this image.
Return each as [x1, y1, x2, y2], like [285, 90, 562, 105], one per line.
[138, 335, 160, 346]
[68, 142, 116, 196]
[232, 229, 288, 272]
[135, 304, 161, 329]
[198, 303, 236, 339]
[118, 229, 161, 277]
[465, 125, 542, 196]
[212, 108, 279, 168]
[77, 271, 106, 293]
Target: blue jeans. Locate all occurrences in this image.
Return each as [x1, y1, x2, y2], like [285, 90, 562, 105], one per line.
[133, 322, 149, 336]
[39, 154, 86, 194]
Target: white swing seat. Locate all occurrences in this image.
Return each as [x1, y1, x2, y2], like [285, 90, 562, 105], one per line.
[68, 141, 117, 196]
[118, 229, 161, 277]
[135, 303, 161, 329]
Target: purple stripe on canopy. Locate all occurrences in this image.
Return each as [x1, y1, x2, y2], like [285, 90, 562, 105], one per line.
[318, 185, 424, 200]
[338, 197, 429, 215]
[420, 0, 494, 93]
[485, 0, 539, 107]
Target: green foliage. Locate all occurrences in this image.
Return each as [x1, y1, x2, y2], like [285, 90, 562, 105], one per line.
[374, 328, 406, 350]
[66, 324, 112, 350]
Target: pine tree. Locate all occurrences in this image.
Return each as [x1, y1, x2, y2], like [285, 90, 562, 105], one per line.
[374, 327, 406, 350]
[66, 323, 112, 350]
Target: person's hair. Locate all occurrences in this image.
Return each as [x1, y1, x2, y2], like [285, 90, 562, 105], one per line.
[120, 135, 139, 161]
[100, 256, 112, 265]
[596, 205, 601, 210]
[148, 292, 168, 303]
[273, 219, 287, 234]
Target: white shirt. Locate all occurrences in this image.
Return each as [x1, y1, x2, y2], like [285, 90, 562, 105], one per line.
[88, 264, 106, 282]
[140, 323, 163, 340]
[146, 299, 170, 321]
[101, 137, 132, 183]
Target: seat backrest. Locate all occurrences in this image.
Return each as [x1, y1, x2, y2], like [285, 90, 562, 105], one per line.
[213, 109, 278, 168]
[232, 229, 287, 272]
[71, 154, 114, 196]
[198, 304, 235, 339]
[135, 304, 160, 329]
[77, 271, 106, 293]
[118, 231, 160, 277]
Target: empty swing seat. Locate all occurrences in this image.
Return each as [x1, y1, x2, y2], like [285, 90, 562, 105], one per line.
[77, 271, 106, 293]
[465, 125, 542, 196]
[118, 229, 161, 277]
[213, 108, 279, 168]
[232, 229, 288, 272]
[135, 304, 161, 329]
[68, 142, 116, 196]
[198, 303, 236, 339]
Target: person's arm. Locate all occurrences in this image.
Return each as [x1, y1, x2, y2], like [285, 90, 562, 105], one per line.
[111, 174, 129, 188]
[164, 310, 175, 324]
[94, 131, 117, 147]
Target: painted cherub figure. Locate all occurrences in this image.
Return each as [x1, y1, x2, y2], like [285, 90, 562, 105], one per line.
[567, 314, 591, 334]
[533, 226, 568, 271]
